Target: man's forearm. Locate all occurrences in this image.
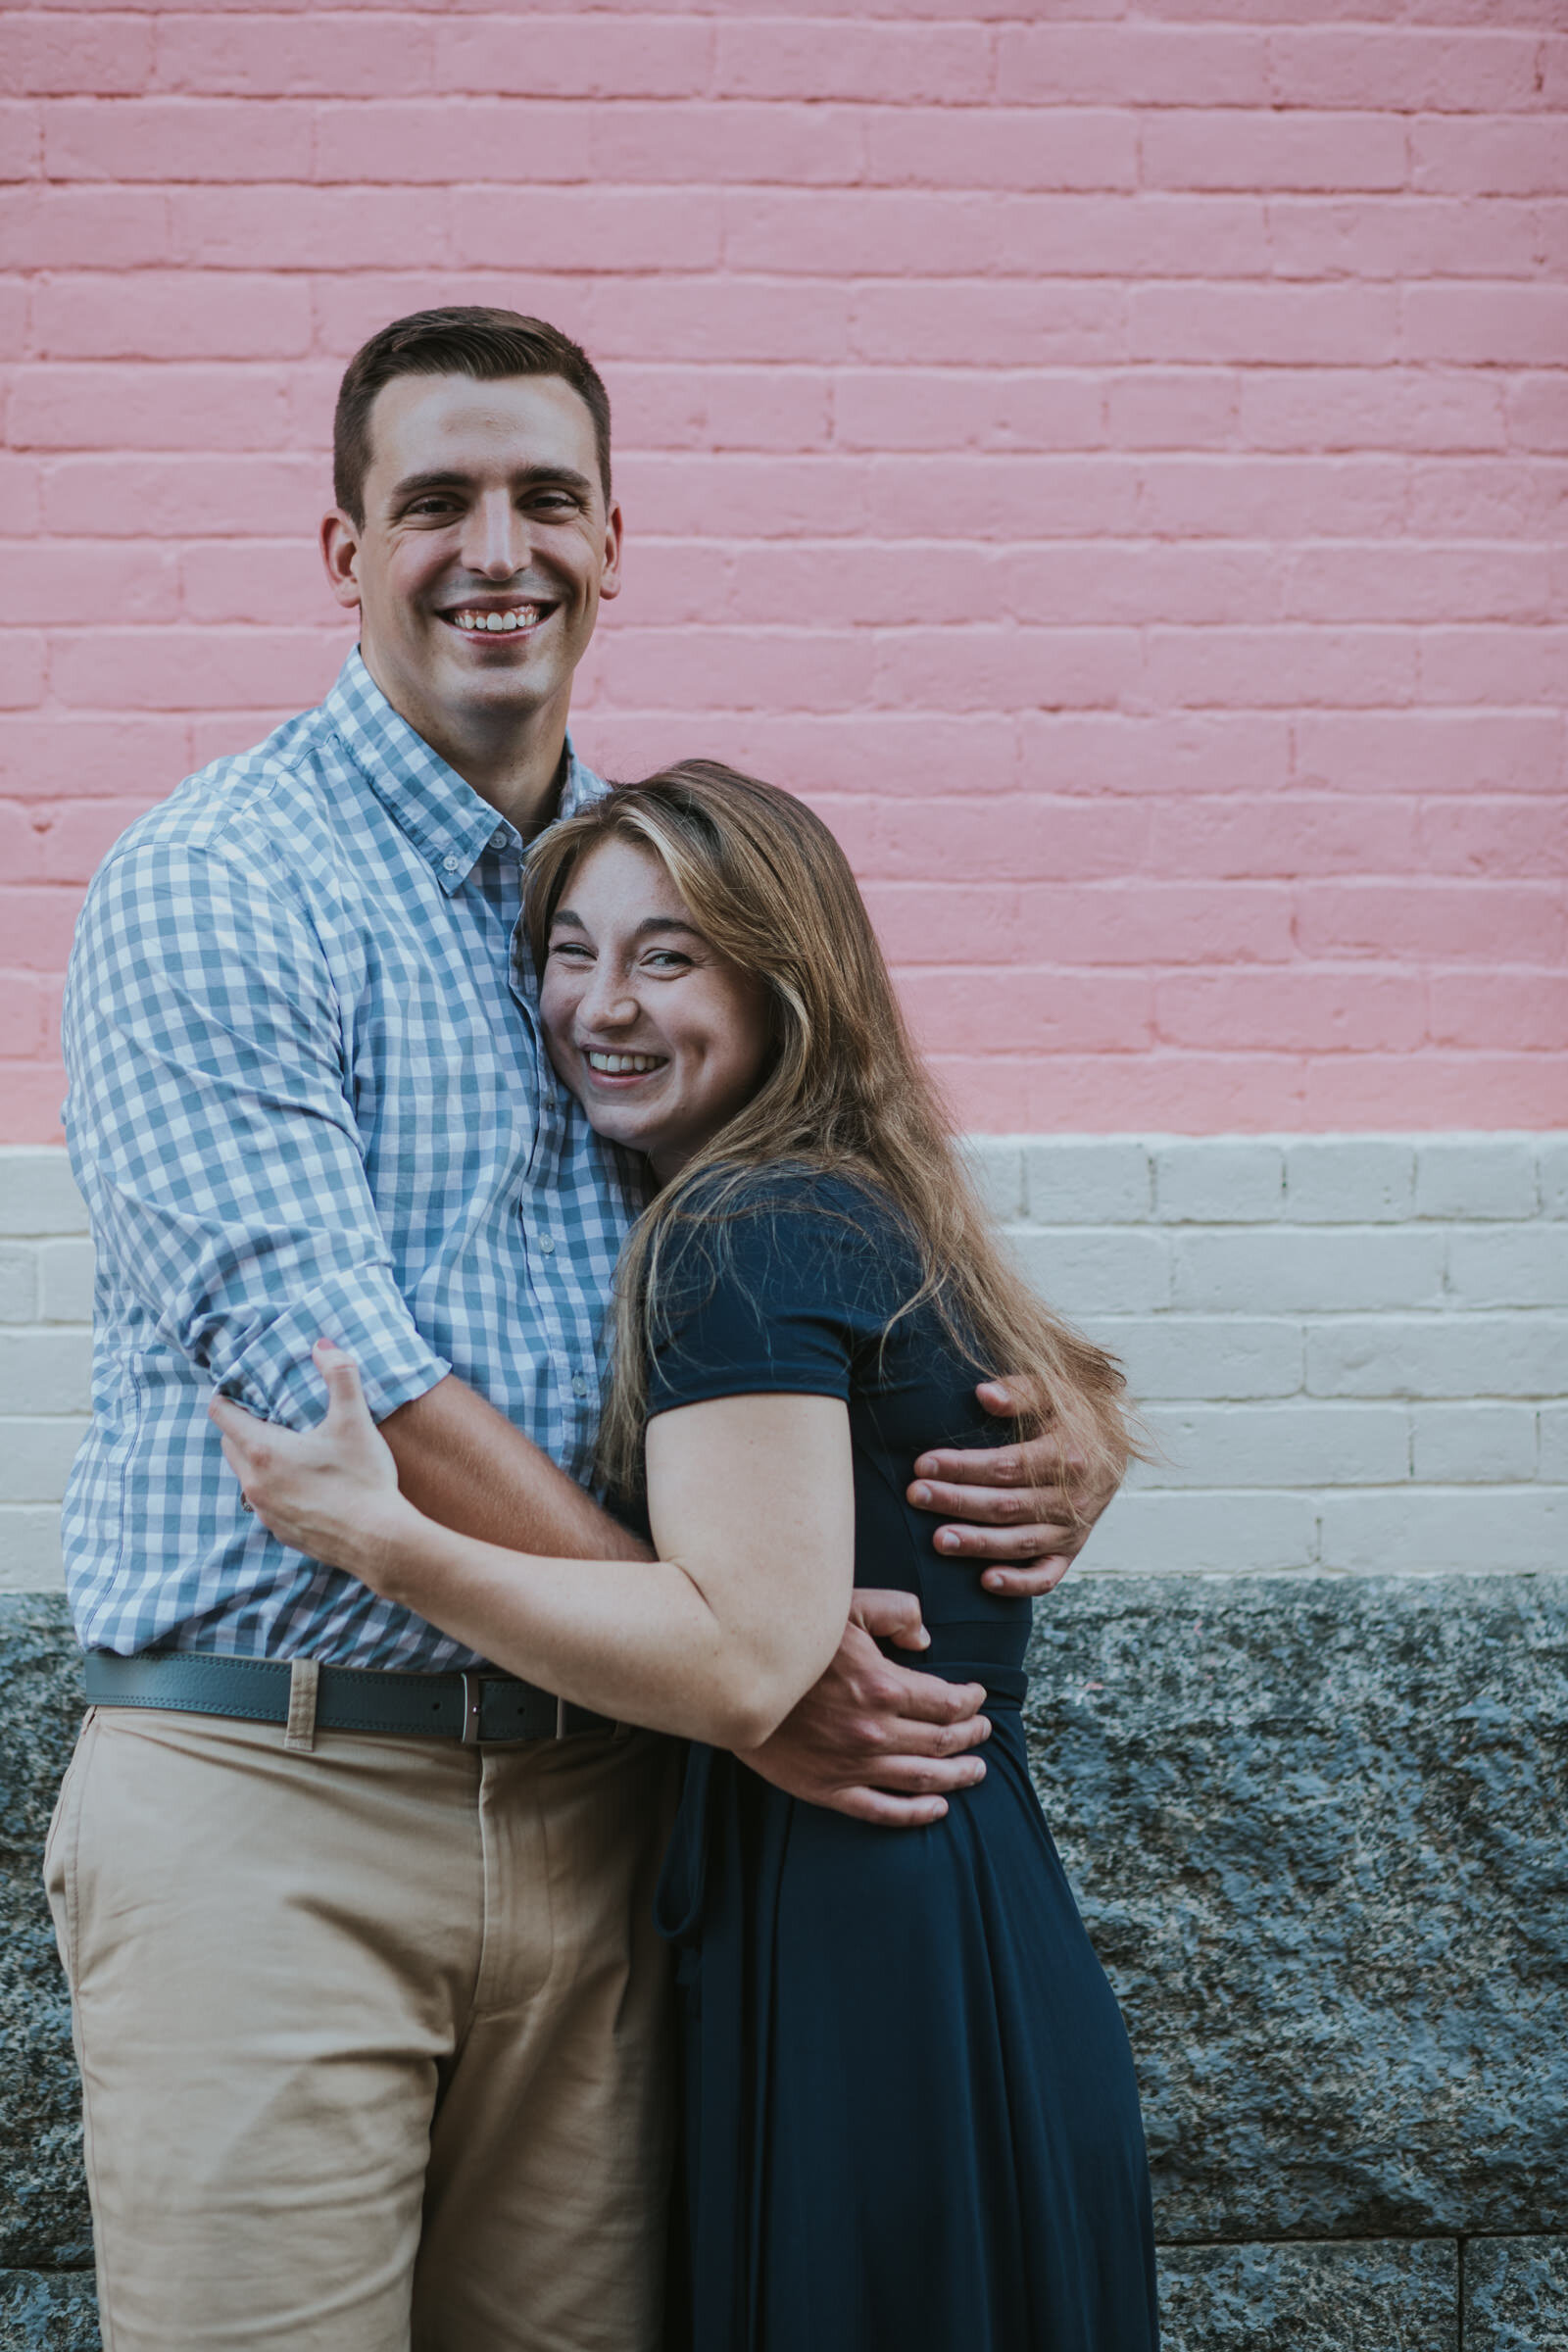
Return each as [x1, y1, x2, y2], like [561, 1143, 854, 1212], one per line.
[382, 1375, 651, 1562]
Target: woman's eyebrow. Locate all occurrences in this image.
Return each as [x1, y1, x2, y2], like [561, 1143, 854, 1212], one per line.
[632, 916, 703, 941]
[548, 910, 704, 941]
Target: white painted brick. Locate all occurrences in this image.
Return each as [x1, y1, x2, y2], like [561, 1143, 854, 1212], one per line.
[0, 1504, 64, 1592]
[1415, 1138, 1539, 1223]
[0, 1417, 89, 1504]
[1284, 1138, 1414, 1223]
[1540, 1404, 1568, 1483]
[1317, 1487, 1568, 1574]
[1, 1133, 1556, 1594]
[1138, 1401, 1410, 1491]
[1153, 1139, 1284, 1224]
[1306, 1315, 1568, 1400]
[1005, 1226, 1170, 1316]
[1086, 1316, 1303, 1402]
[1446, 1226, 1568, 1310]
[0, 1247, 36, 1324]
[1022, 1140, 1152, 1226]
[0, 1149, 87, 1237]
[1539, 1137, 1568, 1220]
[1077, 1489, 1319, 1575]
[0, 1332, 93, 1416]
[1410, 1403, 1538, 1485]
[1174, 1228, 1446, 1314]
[959, 1137, 1024, 1222]
[36, 1236, 96, 1325]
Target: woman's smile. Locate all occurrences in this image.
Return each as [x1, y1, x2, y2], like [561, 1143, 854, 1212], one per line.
[581, 1048, 670, 1083]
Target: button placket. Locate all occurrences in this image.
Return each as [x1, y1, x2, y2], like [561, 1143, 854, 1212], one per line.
[523, 1121, 587, 1454]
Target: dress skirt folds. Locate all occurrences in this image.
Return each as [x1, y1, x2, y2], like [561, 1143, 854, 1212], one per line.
[657, 1686, 1159, 2352]
[642, 1170, 1160, 2352]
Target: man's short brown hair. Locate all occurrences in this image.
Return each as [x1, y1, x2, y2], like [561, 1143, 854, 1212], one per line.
[332, 307, 613, 525]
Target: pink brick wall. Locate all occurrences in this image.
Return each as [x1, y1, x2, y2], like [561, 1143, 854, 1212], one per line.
[2, 3, 1564, 1140]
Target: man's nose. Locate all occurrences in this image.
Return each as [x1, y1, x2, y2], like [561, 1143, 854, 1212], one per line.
[462, 490, 527, 581]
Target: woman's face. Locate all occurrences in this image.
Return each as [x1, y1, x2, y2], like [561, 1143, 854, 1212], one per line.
[539, 835, 772, 1180]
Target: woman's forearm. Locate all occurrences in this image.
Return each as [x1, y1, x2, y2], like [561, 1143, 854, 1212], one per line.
[212, 1367, 858, 1748]
[371, 1511, 820, 1749]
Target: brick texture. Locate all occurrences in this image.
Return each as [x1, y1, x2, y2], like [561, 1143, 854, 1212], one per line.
[1, 8, 1565, 1140]
[4, 1136, 1564, 1591]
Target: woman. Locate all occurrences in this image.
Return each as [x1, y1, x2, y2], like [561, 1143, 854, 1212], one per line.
[214, 761, 1160, 2352]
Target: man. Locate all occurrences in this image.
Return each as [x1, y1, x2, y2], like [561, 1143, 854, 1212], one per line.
[49, 309, 1115, 2351]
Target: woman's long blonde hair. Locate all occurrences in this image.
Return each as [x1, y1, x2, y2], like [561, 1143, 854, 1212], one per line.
[525, 760, 1138, 1501]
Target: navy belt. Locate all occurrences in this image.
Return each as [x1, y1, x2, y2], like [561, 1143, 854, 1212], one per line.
[83, 1650, 615, 1745]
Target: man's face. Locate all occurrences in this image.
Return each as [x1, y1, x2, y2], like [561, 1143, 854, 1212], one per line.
[323, 371, 621, 750]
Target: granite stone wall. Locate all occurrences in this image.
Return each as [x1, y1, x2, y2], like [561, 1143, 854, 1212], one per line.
[3, 1573, 1563, 2350]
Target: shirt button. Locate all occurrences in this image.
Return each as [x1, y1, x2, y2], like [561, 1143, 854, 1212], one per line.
[443, 855, 460, 873]
[491, 828, 508, 850]
[571, 1374, 588, 1398]
[539, 1233, 556, 1255]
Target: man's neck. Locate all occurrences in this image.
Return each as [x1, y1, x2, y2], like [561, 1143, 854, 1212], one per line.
[361, 648, 572, 839]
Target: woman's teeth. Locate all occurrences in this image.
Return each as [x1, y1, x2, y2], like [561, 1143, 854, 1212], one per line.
[585, 1052, 664, 1075]
[452, 607, 540, 633]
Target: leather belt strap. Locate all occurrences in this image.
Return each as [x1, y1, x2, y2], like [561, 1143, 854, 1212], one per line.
[83, 1650, 615, 1745]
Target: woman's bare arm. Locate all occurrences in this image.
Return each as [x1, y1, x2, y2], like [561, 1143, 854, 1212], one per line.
[212, 1348, 857, 1751]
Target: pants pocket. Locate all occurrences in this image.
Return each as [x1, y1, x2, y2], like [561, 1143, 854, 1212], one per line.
[43, 1708, 97, 1982]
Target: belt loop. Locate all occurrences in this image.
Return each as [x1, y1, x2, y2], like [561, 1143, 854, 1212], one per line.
[555, 1694, 568, 1740]
[283, 1658, 319, 1755]
[461, 1673, 484, 1745]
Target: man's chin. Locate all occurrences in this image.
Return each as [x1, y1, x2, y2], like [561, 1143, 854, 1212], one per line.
[437, 651, 564, 717]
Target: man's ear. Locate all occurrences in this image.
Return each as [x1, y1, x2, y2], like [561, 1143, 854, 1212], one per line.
[320, 511, 364, 612]
[597, 500, 624, 604]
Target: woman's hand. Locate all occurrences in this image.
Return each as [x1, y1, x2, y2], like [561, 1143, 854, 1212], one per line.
[209, 1342, 417, 1590]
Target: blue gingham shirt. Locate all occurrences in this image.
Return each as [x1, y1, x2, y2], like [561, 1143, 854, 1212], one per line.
[61, 649, 642, 1667]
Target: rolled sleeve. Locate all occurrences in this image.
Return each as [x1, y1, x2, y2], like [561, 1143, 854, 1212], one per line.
[217, 1264, 449, 1430]
[66, 833, 447, 1430]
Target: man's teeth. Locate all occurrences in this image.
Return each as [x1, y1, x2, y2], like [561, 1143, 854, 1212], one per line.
[585, 1052, 664, 1075]
[452, 607, 541, 633]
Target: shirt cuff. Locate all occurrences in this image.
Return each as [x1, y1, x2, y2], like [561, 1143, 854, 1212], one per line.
[216, 1265, 451, 1429]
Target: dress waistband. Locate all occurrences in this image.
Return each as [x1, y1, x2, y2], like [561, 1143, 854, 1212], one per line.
[877, 1618, 1029, 1710]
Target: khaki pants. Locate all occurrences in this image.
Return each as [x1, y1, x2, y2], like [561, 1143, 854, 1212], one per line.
[44, 1703, 680, 2352]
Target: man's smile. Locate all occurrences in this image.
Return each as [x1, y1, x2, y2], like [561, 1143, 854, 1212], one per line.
[437, 600, 554, 641]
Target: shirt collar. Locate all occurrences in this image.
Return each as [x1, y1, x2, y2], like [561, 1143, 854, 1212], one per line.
[324, 647, 608, 894]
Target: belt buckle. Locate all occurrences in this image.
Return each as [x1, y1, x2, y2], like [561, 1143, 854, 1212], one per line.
[460, 1672, 484, 1746]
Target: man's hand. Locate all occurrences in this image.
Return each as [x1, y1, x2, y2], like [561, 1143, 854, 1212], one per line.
[906, 1379, 1122, 1599]
[735, 1590, 991, 1828]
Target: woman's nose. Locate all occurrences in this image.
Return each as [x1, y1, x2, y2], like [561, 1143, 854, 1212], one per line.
[578, 967, 640, 1030]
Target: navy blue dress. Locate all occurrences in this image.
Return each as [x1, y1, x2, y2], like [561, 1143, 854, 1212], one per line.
[645, 1171, 1159, 2352]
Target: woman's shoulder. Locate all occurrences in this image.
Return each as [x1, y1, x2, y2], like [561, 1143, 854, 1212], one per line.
[671, 1159, 911, 1256]
[655, 1160, 920, 1319]
[644, 1161, 918, 1414]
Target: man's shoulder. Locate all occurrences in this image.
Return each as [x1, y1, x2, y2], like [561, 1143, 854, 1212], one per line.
[94, 701, 350, 891]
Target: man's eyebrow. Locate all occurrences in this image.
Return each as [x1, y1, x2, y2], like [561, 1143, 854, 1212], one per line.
[391, 464, 595, 502]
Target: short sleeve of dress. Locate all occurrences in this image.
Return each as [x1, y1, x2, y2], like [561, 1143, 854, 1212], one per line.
[645, 1173, 906, 1419]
